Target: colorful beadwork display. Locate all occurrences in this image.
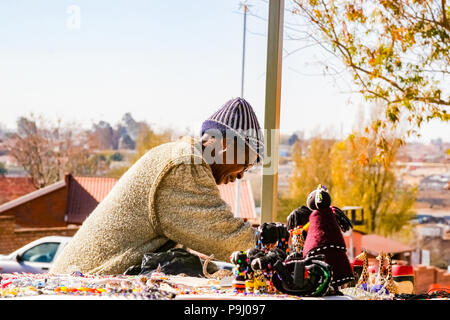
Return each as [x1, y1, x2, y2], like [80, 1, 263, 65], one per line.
[0, 272, 176, 299]
[0, 270, 306, 300]
[230, 222, 335, 297]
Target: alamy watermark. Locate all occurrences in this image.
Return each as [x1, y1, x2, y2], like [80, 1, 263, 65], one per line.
[66, 5, 81, 30]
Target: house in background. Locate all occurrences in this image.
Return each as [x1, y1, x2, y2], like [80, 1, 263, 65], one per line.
[360, 234, 414, 265]
[0, 174, 257, 254]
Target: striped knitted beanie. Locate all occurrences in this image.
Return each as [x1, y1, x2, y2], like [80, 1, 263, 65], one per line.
[201, 97, 264, 164]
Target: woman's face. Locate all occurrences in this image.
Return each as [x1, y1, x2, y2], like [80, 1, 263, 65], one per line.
[210, 139, 253, 185]
[212, 163, 250, 185]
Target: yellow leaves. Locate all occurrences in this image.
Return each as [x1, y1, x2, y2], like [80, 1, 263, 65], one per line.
[357, 152, 369, 165]
[364, 126, 370, 135]
[338, 140, 348, 151]
[345, 3, 366, 22]
[348, 133, 358, 151]
[359, 136, 369, 145]
[391, 27, 406, 41]
[369, 68, 380, 79]
[135, 124, 172, 160]
[313, 9, 322, 19]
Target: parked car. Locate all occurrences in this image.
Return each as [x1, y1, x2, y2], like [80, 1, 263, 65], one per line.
[416, 214, 435, 224]
[0, 236, 72, 274]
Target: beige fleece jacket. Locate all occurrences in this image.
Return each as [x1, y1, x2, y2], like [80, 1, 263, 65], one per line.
[50, 136, 256, 275]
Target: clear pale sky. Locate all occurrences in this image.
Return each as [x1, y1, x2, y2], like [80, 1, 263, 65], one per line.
[0, 0, 447, 142]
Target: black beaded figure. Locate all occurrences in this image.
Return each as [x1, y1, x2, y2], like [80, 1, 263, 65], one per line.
[256, 222, 290, 252]
[287, 205, 313, 258]
[230, 251, 249, 292]
[271, 254, 333, 297]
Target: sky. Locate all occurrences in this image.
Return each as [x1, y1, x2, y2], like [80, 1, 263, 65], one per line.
[0, 0, 448, 143]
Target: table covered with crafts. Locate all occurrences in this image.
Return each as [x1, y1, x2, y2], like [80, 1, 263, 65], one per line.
[1, 219, 447, 301]
[0, 271, 383, 300]
[1, 271, 447, 300]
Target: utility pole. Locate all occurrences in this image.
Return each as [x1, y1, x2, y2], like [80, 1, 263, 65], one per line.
[261, 0, 284, 223]
[235, 1, 249, 219]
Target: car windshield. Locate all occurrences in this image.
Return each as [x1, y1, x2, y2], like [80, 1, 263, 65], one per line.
[21, 242, 60, 263]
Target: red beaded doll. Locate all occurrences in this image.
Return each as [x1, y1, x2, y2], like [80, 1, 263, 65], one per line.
[301, 185, 354, 292]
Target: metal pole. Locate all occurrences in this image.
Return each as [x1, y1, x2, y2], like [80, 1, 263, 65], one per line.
[261, 0, 284, 224]
[236, 2, 248, 219]
[241, 4, 247, 98]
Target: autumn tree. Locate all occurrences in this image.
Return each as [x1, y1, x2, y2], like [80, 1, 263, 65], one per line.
[277, 135, 336, 221]
[7, 115, 99, 189]
[289, 0, 449, 139]
[134, 123, 173, 159]
[330, 106, 417, 236]
[279, 104, 417, 236]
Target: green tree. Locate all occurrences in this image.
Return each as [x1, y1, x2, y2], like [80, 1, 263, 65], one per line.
[109, 152, 124, 162]
[290, 0, 449, 138]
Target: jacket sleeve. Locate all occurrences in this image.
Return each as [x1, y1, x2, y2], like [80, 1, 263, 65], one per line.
[153, 162, 256, 262]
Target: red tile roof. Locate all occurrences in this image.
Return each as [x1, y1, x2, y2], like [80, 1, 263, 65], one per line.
[361, 234, 413, 256]
[0, 177, 36, 205]
[217, 179, 257, 222]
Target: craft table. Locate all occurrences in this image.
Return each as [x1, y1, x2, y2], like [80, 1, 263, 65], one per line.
[1, 272, 360, 300]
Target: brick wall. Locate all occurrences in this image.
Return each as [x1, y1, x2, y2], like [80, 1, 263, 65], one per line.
[436, 269, 450, 287]
[0, 215, 79, 254]
[414, 265, 450, 293]
[0, 215, 17, 254]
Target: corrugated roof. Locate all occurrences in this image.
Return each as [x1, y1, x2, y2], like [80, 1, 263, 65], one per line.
[217, 179, 257, 222]
[65, 176, 117, 224]
[361, 234, 413, 256]
[72, 176, 117, 203]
